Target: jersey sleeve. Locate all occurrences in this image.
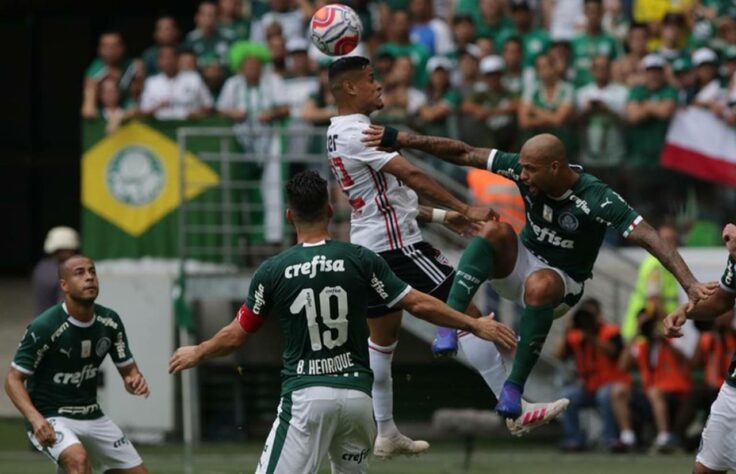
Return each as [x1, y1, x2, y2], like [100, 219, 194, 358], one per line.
[487, 149, 523, 183]
[590, 184, 643, 238]
[238, 261, 274, 333]
[721, 256, 736, 293]
[109, 313, 135, 368]
[11, 321, 52, 375]
[359, 247, 411, 308]
[340, 126, 399, 172]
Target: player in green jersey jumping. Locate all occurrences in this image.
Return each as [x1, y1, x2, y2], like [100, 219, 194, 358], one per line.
[361, 128, 716, 422]
[5, 255, 150, 474]
[168, 171, 515, 474]
[664, 223, 736, 474]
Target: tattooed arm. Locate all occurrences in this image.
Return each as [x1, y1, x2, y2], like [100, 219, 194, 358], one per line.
[362, 124, 493, 169]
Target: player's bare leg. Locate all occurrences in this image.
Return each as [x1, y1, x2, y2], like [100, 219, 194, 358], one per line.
[497, 269, 565, 419]
[611, 382, 636, 448]
[646, 386, 676, 452]
[105, 464, 149, 474]
[368, 311, 430, 458]
[694, 462, 727, 474]
[58, 444, 93, 474]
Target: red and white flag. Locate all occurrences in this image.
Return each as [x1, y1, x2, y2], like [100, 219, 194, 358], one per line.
[661, 107, 736, 186]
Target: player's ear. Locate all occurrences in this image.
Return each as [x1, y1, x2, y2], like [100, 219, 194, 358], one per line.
[343, 78, 357, 96]
[286, 208, 294, 225]
[326, 204, 334, 219]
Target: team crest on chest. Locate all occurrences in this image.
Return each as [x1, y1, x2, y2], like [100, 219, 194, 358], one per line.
[96, 337, 112, 357]
[558, 212, 579, 232]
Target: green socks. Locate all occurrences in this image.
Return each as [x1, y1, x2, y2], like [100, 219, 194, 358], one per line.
[507, 304, 554, 388]
[446, 237, 496, 312]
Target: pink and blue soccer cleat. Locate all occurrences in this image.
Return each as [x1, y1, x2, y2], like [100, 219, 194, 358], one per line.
[432, 327, 458, 357]
[496, 381, 523, 419]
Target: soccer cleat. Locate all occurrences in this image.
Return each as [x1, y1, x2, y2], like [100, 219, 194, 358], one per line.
[506, 398, 570, 437]
[431, 327, 458, 357]
[373, 434, 430, 459]
[495, 381, 523, 419]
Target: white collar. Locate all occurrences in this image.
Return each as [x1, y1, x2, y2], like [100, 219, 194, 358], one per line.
[302, 240, 327, 247]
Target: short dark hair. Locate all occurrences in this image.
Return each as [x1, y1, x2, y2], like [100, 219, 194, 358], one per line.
[286, 171, 329, 223]
[503, 36, 523, 49]
[584, 0, 602, 6]
[328, 56, 370, 83]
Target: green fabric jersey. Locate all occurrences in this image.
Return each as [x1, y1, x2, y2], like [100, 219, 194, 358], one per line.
[498, 28, 550, 68]
[377, 43, 431, 87]
[571, 32, 620, 86]
[721, 256, 736, 388]
[490, 150, 642, 282]
[243, 240, 410, 396]
[219, 18, 250, 40]
[626, 84, 678, 168]
[12, 303, 134, 420]
[85, 58, 136, 92]
[183, 30, 232, 65]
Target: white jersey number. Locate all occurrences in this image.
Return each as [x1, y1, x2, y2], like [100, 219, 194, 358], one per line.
[290, 287, 349, 350]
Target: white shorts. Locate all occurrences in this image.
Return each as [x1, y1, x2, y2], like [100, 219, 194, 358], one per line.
[28, 416, 142, 473]
[489, 237, 584, 318]
[696, 383, 736, 471]
[256, 386, 375, 474]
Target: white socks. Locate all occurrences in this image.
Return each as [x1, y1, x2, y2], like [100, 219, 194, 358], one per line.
[369, 339, 399, 438]
[459, 332, 508, 396]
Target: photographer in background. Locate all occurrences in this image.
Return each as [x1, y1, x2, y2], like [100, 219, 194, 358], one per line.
[556, 299, 634, 452]
[620, 308, 692, 453]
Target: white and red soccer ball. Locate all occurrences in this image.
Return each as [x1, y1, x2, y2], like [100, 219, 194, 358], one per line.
[309, 4, 362, 56]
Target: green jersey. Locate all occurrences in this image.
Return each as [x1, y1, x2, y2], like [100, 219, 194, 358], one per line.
[626, 84, 678, 168]
[489, 150, 642, 282]
[571, 33, 620, 86]
[498, 28, 550, 68]
[12, 303, 134, 420]
[240, 240, 410, 396]
[721, 256, 736, 388]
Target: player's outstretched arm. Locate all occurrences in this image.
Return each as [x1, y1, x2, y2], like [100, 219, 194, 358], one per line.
[118, 362, 150, 398]
[628, 220, 718, 310]
[362, 124, 492, 169]
[4, 368, 56, 447]
[664, 288, 736, 338]
[416, 205, 482, 237]
[395, 289, 517, 350]
[168, 319, 251, 374]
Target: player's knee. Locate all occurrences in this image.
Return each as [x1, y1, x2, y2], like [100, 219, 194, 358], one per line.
[478, 221, 515, 249]
[60, 448, 91, 474]
[523, 271, 563, 305]
[693, 462, 724, 474]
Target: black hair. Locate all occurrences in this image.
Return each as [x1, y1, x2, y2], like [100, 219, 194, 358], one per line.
[503, 36, 523, 49]
[328, 56, 371, 83]
[584, 0, 602, 6]
[286, 171, 329, 223]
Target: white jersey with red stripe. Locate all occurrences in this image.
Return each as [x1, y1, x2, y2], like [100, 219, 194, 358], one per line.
[327, 114, 422, 253]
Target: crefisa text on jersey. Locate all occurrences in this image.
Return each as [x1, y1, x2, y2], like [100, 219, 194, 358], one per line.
[296, 352, 355, 375]
[284, 255, 346, 279]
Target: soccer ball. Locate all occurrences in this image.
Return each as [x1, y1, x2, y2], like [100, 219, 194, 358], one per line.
[309, 4, 362, 56]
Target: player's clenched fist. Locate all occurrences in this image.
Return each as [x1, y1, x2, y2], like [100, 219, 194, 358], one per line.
[686, 281, 719, 312]
[124, 372, 150, 398]
[464, 205, 499, 223]
[30, 415, 56, 448]
[469, 316, 517, 351]
[663, 307, 687, 338]
[168, 346, 202, 374]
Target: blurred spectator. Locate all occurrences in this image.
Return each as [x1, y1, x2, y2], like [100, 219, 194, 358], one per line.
[84, 31, 143, 98]
[283, 37, 318, 122]
[622, 223, 681, 340]
[301, 61, 336, 126]
[625, 54, 677, 169]
[217, 41, 287, 124]
[672, 56, 697, 105]
[571, 0, 620, 86]
[633, 0, 693, 24]
[81, 77, 137, 134]
[453, 46, 482, 96]
[556, 300, 634, 452]
[459, 0, 515, 47]
[379, 9, 432, 87]
[720, 45, 736, 86]
[219, 0, 250, 40]
[550, 39, 576, 82]
[141, 16, 181, 76]
[612, 23, 648, 87]
[576, 55, 628, 167]
[691, 48, 724, 112]
[409, 0, 454, 56]
[462, 55, 519, 150]
[250, 0, 310, 43]
[199, 52, 227, 98]
[621, 308, 692, 453]
[179, 48, 199, 71]
[267, 32, 288, 78]
[140, 46, 214, 120]
[544, 0, 585, 42]
[655, 13, 688, 62]
[602, 0, 629, 43]
[500, 0, 551, 71]
[712, 16, 736, 55]
[674, 309, 736, 451]
[32, 227, 79, 315]
[416, 57, 460, 136]
[373, 56, 426, 125]
[519, 54, 576, 155]
[502, 36, 525, 95]
[184, 1, 233, 65]
[448, 13, 476, 59]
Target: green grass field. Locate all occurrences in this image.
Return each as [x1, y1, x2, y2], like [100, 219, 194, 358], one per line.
[0, 418, 696, 474]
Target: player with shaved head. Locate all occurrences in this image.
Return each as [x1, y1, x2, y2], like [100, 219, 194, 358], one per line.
[362, 126, 716, 428]
[5, 255, 149, 474]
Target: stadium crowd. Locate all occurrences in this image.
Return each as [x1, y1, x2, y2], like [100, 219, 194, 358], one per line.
[79, 0, 736, 238]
